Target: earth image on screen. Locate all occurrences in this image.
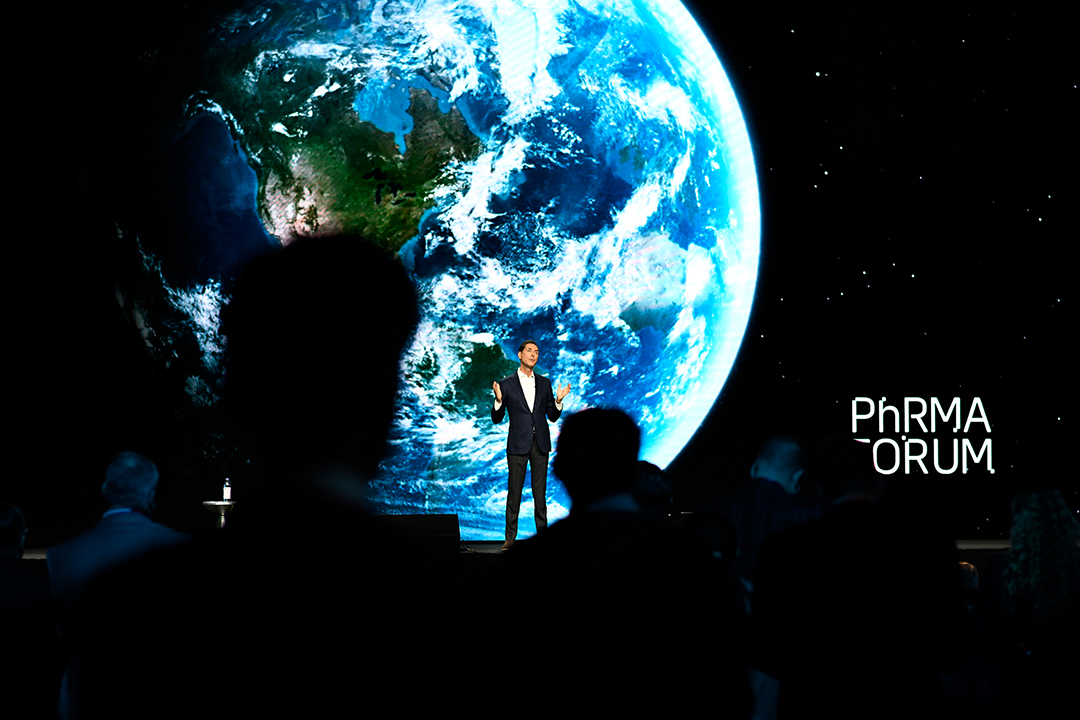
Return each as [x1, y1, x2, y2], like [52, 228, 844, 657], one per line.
[106, 0, 759, 539]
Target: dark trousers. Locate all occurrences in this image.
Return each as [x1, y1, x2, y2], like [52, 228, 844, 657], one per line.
[505, 437, 548, 541]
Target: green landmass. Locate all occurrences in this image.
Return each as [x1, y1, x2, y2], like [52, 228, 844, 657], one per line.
[326, 87, 481, 248]
[619, 142, 647, 173]
[619, 303, 679, 336]
[451, 342, 518, 413]
[204, 41, 481, 251]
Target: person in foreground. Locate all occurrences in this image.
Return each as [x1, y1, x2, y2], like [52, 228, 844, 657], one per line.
[507, 408, 753, 717]
[47, 451, 188, 719]
[751, 436, 971, 720]
[47, 452, 189, 627]
[74, 235, 432, 718]
[701, 436, 820, 587]
[980, 481, 1080, 718]
[491, 339, 570, 549]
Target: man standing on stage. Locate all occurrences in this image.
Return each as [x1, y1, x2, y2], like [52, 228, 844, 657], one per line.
[492, 340, 570, 550]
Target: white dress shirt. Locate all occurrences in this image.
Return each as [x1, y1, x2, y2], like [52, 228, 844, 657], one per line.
[493, 368, 563, 412]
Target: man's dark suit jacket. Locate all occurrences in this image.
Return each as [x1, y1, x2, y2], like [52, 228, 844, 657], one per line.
[703, 477, 821, 583]
[491, 372, 561, 454]
[48, 511, 189, 630]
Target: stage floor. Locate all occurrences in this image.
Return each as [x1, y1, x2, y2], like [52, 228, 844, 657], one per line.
[22, 538, 1008, 562]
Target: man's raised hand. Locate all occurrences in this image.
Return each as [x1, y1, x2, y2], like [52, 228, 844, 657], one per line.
[556, 383, 571, 402]
[493, 381, 503, 403]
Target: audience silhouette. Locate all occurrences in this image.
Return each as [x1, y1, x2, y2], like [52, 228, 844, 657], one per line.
[700, 436, 820, 587]
[10, 237, 1075, 720]
[46, 452, 188, 719]
[507, 408, 754, 717]
[48, 453, 188, 630]
[9, 402, 1077, 720]
[751, 436, 972, 720]
[981, 481, 1080, 718]
[74, 234, 427, 718]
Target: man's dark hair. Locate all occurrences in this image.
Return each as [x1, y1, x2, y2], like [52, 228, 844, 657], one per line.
[0, 502, 27, 559]
[101, 451, 159, 511]
[518, 339, 538, 353]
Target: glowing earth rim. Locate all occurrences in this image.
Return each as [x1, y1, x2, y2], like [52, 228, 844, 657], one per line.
[626, 0, 759, 467]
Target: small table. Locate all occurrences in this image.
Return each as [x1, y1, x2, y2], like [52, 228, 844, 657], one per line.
[202, 500, 236, 529]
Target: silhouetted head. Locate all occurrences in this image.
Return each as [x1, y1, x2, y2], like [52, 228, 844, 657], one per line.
[101, 451, 160, 513]
[0, 502, 27, 560]
[634, 460, 673, 511]
[221, 234, 419, 477]
[751, 436, 807, 494]
[553, 408, 640, 508]
[810, 436, 883, 502]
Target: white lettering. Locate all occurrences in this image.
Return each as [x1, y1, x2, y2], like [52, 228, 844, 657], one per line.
[964, 397, 992, 433]
[905, 438, 928, 474]
[852, 397, 874, 433]
[879, 397, 900, 434]
[931, 397, 960, 433]
[905, 397, 928, 433]
[962, 438, 993, 474]
[873, 438, 900, 474]
[933, 438, 958, 474]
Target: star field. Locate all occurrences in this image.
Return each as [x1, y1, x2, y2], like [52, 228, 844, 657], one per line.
[671, 2, 1073, 536]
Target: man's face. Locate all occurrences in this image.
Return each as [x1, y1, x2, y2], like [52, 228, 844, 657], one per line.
[518, 343, 539, 370]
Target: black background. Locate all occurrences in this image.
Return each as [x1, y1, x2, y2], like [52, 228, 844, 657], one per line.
[11, 1, 1073, 545]
[667, 0, 1072, 535]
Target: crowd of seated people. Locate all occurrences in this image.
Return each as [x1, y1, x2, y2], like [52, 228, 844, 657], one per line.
[4, 235, 1076, 719]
